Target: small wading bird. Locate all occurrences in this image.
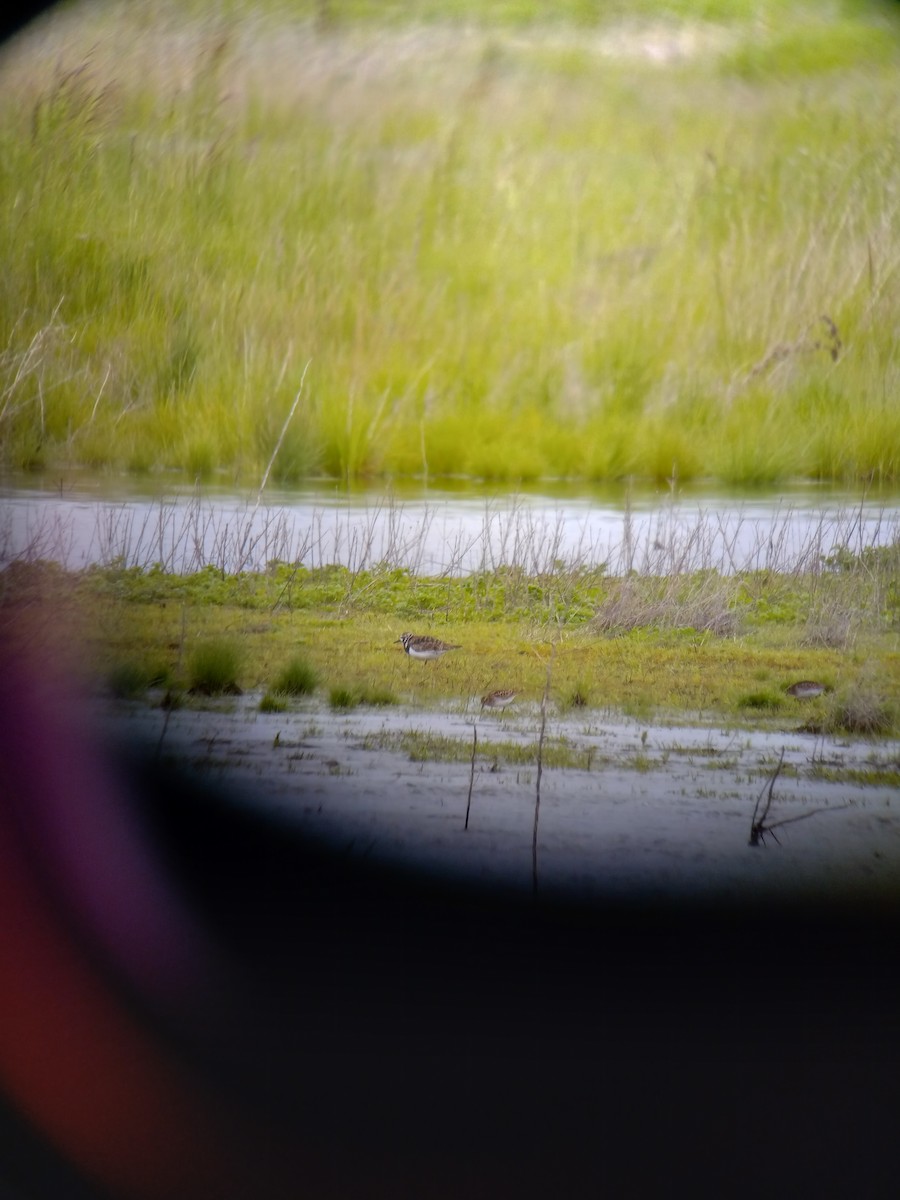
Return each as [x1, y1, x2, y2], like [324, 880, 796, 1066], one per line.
[481, 689, 517, 710]
[395, 632, 461, 661]
[785, 680, 826, 699]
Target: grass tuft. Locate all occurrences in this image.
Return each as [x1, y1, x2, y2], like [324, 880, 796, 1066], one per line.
[187, 639, 243, 695]
[272, 655, 319, 696]
[357, 684, 398, 706]
[593, 576, 741, 637]
[107, 662, 147, 699]
[737, 689, 785, 712]
[329, 685, 359, 710]
[560, 680, 591, 711]
[825, 688, 895, 737]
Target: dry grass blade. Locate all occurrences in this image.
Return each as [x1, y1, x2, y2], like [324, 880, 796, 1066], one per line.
[593, 574, 740, 637]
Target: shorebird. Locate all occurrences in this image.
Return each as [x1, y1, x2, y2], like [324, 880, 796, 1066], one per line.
[481, 689, 517, 711]
[395, 633, 461, 661]
[785, 680, 826, 699]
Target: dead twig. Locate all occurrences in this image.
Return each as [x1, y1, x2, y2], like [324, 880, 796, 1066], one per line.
[533, 642, 556, 895]
[749, 746, 785, 846]
[756, 802, 855, 838]
[749, 743, 859, 847]
[464, 723, 477, 831]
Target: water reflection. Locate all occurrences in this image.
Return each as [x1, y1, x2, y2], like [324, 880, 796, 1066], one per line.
[1, 473, 898, 575]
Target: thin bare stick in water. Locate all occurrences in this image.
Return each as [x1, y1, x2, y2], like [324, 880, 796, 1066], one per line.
[533, 643, 556, 895]
[464, 723, 478, 831]
[749, 747, 785, 846]
[256, 359, 311, 507]
[156, 693, 174, 757]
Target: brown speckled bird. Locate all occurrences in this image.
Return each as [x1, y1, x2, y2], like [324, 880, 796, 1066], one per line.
[785, 680, 826, 699]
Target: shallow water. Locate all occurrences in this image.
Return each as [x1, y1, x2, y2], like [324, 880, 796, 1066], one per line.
[100, 693, 900, 903]
[2, 471, 898, 575]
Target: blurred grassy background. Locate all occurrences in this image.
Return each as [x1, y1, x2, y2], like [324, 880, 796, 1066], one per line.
[1, 0, 898, 484]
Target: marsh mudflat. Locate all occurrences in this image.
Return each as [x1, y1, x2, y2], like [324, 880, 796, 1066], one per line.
[100, 695, 900, 904]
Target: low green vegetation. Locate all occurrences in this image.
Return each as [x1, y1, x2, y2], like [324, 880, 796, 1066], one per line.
[272, 654, 319, 696]
[328, 682, 399, 709]
[364, 727, 583, 770]
[823, 685, 896, 736]
[1, 1, 899, 484]
[186, 638, 243, 695]
[357, 684, 400, 707]
[736, 689, 787, 712]
[107, 657, 171, 699]
[260, 654, 319, 709]
[329, 685, 358, 710]
[2, 544, 897, 735]
[809, 759, 900, 789]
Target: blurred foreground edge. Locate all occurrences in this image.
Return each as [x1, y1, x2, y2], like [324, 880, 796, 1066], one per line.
[1, 1, 900, 1194]
[2, 607, 900, 1199]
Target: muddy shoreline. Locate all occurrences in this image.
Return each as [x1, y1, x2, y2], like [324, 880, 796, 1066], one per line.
[99, 695, 900, 904]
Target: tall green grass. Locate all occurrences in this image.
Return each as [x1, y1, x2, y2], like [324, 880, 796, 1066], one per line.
[1, 0, 898, 483]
